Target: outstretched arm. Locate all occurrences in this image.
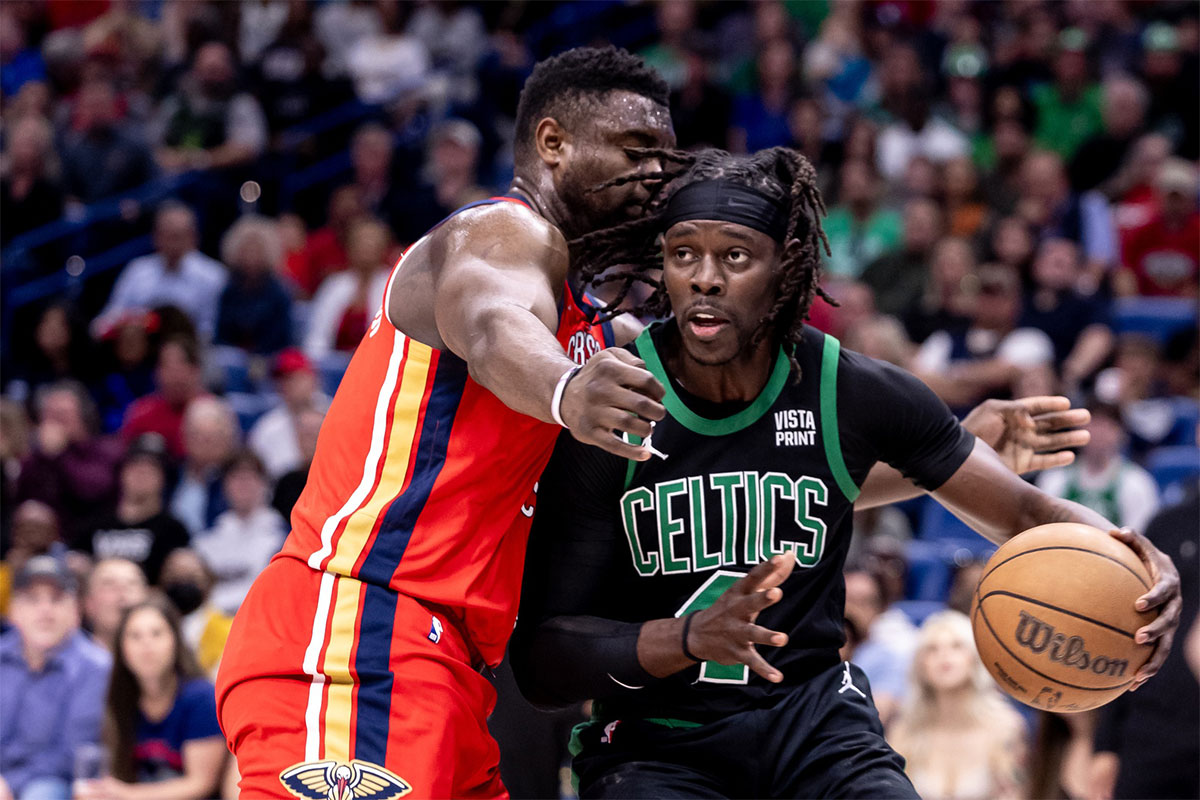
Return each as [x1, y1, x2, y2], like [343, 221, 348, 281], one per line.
[427, 207, 664, 460]
[856, 396, 1091, 509]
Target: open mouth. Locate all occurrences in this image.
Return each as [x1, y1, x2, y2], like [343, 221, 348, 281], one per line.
[687, 310, 730, 340]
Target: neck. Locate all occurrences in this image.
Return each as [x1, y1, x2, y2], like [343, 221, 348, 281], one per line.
[666, 325, 776, 405]
[22, 640, 60, 672]
[508, 173, 574, 238]
[118, 494, 161, 522]
[932, 685, 976, 724]
[140, 673, 178, 703]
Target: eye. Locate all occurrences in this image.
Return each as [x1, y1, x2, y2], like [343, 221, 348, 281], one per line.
[726, 249, 749, 264]
[671, 246, 695, 262]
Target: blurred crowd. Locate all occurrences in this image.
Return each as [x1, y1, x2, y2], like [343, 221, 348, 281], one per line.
[1, 1, 1197, 799]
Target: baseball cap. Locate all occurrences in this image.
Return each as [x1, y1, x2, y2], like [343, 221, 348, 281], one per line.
[14, 555, 77, 594]
[123, 432, 169, 469]
[1143, 22, 1180, 53]
[944, 44, 988, 79]
[432, 119, 482, 151]
[273, 347, 314, 379]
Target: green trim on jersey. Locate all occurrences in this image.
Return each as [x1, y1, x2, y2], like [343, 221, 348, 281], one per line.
[819, 335, 860, 502]
[635, 325, 791, 437]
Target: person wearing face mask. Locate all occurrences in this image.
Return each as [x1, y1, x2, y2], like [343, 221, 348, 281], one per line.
[158, 548, 231, 679]
[75, 597, 225, 800]
[886, 611, 1027, 800]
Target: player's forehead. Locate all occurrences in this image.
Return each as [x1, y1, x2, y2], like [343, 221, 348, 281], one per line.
[665, 219, 775, 249]
[589, 90, 674, 146]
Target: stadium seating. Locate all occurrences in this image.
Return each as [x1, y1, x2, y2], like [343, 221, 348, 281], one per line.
[1112, 297, 1198, 343]
[1145, 445, 1200, 493]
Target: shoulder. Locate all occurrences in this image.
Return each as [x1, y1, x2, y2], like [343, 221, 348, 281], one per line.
[69, 631, 114, 673]
[608, 313, 645, 347]
[122, 254, 160, 276]
[434, 199, 568, 274]
[186, 253, 227, 281]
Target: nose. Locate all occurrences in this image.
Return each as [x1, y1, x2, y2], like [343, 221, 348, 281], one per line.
[690, 255, 723, 297]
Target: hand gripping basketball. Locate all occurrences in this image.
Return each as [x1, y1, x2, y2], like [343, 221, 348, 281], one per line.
[558, 349, 666, 461]
[1109, 526, 1182, 690]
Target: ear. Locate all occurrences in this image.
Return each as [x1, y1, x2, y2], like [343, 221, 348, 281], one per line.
[534, 117, 570, 167]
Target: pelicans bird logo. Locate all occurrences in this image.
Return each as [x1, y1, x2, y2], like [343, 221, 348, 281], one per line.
[279, 759, 412, 800]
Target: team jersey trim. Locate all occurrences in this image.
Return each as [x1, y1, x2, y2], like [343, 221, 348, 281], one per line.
[635, 324, 790, 437]
[820, 335, 861, 502]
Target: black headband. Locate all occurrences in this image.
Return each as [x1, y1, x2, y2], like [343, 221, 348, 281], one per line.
[659, 178, 791, 242]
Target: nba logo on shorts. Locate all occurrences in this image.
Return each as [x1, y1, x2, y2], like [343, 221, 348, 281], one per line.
[601, 721, 620, 744]
[428, 616, 443, 644]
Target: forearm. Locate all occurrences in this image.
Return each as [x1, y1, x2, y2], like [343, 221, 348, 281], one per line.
[459, 304, 574, 423]
[511, 615, 656, 710]
[856, 463, 922, 509]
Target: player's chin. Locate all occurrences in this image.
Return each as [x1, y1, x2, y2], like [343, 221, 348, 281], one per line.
[680, 328, 740, 365]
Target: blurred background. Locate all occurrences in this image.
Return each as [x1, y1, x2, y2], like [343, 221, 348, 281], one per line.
[0, 1, 1197, 799]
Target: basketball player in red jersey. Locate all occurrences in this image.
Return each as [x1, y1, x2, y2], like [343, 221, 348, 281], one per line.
[217, 47, 1102, 798]
[216, 47, 678, 799]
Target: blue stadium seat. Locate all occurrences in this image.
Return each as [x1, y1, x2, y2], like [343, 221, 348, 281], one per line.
[227, 391, 276, 434]
[1112, 297, 1198, 344]
[904, 536, 996, 603]
[210, 345, 255, 394]
[318, 352, 353, 397]
[917, 497, 977, 541]
[893, 600, 946, 627]
[1165, 397, 1200, 446]
[1145, 445, 1200, 493]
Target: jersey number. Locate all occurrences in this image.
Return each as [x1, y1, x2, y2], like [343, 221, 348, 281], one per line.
[675, 571, 749, 685]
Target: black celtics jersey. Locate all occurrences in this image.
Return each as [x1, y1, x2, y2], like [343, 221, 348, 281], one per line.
[513, 321, 974, 722]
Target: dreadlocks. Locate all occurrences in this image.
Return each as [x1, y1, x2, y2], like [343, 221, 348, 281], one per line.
[569, 147, 832, 377]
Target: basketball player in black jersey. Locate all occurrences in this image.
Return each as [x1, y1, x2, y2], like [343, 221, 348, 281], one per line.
[511, 148, 1181, 798]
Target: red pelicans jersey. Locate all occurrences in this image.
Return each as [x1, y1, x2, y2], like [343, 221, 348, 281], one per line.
[278, 196, 613, 665]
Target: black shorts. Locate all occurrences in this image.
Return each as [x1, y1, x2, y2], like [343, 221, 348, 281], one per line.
[569, 661, 917, 799]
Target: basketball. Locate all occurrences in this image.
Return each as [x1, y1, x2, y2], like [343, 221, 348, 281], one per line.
[970, 523, 1156, 713]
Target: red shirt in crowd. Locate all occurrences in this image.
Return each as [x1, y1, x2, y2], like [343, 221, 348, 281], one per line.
[1122, 212, 1200, 297]
[121, 393, 209, 460]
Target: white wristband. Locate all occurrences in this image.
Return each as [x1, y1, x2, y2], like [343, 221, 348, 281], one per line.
[550, 365, 582, 428]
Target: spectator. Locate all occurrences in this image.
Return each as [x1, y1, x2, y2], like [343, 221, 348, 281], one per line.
[861, 197, 943, 317]
[391, 119, 489, 244]
[1032, 28, 1104, 161]
[91, 310, 160, 434]
[1069, 74, 1149, 194]
[843, 566, 915, 726]
[247, 348, 330, 481]
[823, 159, 903, 279]
[77, 434, 188, 586]
[1118, 157, 1199, 298]
[406, 1, 487, 91]
[77, 598, 224, 798]
[903, 236, 976, 345]
[153, 41, 268, 174]
[1037, 400, 1160, 533]
[887, 610, 1027, 800]
[120, 336, 207, 461]
[170, 398, 237, 538]
[303, 218, 392, 359]
[213, 216, 294, 356]
[1140, 21, 1199, 159]
[346, 123, 405, 228]
[0, 116, 64, 253]
[0, 556, 111, 800]
[284, 185, 364, 298]
[4, 302, 95, 408]
[194, 450, 285, 616]
[786, 94, 838, 192]
[0, 501, 65, 619]
[0, 7, 47, 98]
[271, 405, 324, 524]
[913, 262, 1055, 413]
[344, 3, 429, 106]
[1020, 238, 1113, 390]
[17, 380, 123, 544]
[1108, 133, 1173, 235]
[93, 203, 227, 342]
[987, 215, 1037, 279]
[941, 156, 989, 238]
[1094, 334, 1178, 458]
[312, 0, 383, 80]
[939, 44, 988, 153]
[82, 557, 148, 654]
[1017, 150, 1118, 287]
[729, 38, 797, 153]
[1089, 486, 1199, 800]
[876, 85, 969, 183]
[158, 548, 232, 679]
[59, 79, 156, 204]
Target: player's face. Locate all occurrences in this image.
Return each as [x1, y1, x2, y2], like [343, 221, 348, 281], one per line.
[558, 91, 675, 233]
[663, 220, 781, 366]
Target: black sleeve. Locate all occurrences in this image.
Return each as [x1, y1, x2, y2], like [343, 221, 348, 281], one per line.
[837, 349, 976, 491]
[510, 432, 658, 710]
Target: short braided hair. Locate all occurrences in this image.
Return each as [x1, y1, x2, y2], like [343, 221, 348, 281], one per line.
[570, 147, 832, 377]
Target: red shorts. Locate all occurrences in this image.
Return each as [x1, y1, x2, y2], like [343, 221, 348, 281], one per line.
[216, 557, 507, 799]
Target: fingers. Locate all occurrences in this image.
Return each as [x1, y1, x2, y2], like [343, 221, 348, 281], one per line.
[1136, 592, 1182, 645]
[597, 350, 668, 402]
[742, 646, 784, 683]
[1133, 628, 1175, 687]
[1029, 429, 1091, 453]
[1033, 408, 1091, 433]
[745, 622, 789, 648]
[1110, 528, 1180, 612]
[1027, 451, 1076, 471]
[587, 431, 653, 461]
[740, 554, 796, 594]
[1015, 395, 1073, 417]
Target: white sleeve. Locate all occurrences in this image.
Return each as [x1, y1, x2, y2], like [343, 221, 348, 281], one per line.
[304, 276, 348, 360]
[1119, 466, 1161, 533]
[913, 330, 953, 374]
[1036, 467, 1069, 499]
[91, 262, 140, 336]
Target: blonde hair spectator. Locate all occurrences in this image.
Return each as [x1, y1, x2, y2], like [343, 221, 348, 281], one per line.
[220, 215, 284, 275]
[887, 610, 1027, 800]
